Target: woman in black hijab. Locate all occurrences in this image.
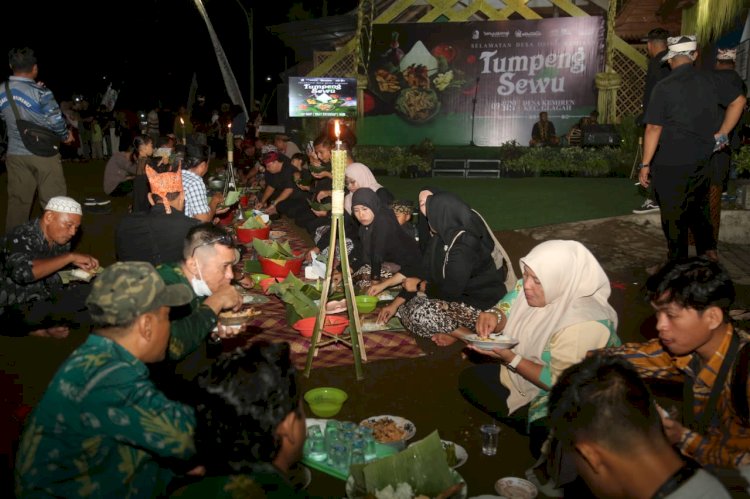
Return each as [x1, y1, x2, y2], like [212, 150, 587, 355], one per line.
[349, 188, 421, 288]
[375, 191, 511, 346]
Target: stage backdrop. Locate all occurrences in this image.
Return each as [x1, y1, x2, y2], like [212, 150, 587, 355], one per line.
[358, 17, 605, 147]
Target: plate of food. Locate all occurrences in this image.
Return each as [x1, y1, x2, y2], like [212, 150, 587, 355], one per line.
[464, 334, 519, 350]
[359, 415, 416, 443]
[346, 469, 466, 499]
[395, 87, 441, 124]
[218, 307, 261, 326]
[242, 293, 270, 305]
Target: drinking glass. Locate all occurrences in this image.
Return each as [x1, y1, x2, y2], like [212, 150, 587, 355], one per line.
[325, 421, 340, 453]
[480, 423, 500, 456]
[358, 426, 377, 462]
[329, 441, 350, 472]
[306, 425, 327, 462]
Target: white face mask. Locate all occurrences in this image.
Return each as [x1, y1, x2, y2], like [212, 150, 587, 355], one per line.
[190, 262, 212, 297]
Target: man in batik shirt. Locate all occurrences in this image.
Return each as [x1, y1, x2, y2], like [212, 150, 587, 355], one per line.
[1, 196, 98, 337]
[598, 257, 750, 469]
[15, 262, 199, 497]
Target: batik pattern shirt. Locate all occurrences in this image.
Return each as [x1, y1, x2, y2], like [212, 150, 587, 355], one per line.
[0, 218, 68, 307]
[15, 335, 197, 498]
[156, 262, 217, 359]
[602, 326, 750, 467]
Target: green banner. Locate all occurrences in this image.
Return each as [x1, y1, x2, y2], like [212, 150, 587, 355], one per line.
[360, 17, 605, 146]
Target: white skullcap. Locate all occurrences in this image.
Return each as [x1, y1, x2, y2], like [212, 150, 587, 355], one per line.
[662, 35, 698, 61]
[717, 48, 737, 61]
[45, 196, 82, 215]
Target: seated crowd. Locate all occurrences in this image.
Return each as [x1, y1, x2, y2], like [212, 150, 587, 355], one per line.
[4, 124, 750, 497]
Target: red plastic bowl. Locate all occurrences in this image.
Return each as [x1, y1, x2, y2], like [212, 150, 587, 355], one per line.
[293, 316, 350, 338]
[259, 277, 283, 294]
[217, 208, 235, 226]
[258, 255, 304, 278]
[236, 225, 270, 244]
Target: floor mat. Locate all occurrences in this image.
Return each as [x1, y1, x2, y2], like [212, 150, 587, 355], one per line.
[228, 219, 426, 370]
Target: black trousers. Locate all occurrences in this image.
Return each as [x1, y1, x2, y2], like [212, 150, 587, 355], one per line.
[458, 363, 549, 459]
[652, 161, 715, 260]
[1, 283, 92, 335]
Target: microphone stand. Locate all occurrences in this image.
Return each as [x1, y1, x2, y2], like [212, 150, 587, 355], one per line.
[469, 76, 480, 146]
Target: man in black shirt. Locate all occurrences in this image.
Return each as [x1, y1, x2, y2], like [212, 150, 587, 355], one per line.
[115, 161, 199, 266]
[639, 35, 746, 261]
[633, 28, 672, 215]
[256, 151, 313, 226]
[707, 47, 746, 242]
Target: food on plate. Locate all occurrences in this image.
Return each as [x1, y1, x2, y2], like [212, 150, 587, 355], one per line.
[362, 320, 384, 332]
[219, 308, 260, 323]
[433, 71, 454, 92]
[395, 88, 439, 122]
[70, 267, 102, 282]
[403, 64, 430, 89]
[376, 69, 401, 93]
[362, 417, 407, 443]
[317, 103, 335, 112]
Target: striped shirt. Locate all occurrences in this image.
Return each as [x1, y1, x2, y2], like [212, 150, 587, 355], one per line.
[602, 325, 750, 468]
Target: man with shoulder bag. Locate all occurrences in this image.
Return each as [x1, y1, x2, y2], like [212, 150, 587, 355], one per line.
[0, 47, 73, 233]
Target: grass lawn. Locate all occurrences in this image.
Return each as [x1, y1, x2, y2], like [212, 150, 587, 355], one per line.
[0, 160, 641, 233]
[378, 176, 641, 230]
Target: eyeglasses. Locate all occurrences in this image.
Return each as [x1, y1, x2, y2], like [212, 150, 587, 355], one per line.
[191, 234, 235, 257]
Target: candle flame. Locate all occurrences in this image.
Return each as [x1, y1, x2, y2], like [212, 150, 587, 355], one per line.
[334, 120, 340, 139]
[180, 117, 184, 126]
[228, 123, 232, 130]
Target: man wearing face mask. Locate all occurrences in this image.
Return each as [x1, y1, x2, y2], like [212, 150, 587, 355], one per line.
[154, 223, 242, 374]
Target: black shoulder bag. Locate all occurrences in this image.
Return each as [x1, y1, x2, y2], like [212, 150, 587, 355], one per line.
[4, 81, 61, 157]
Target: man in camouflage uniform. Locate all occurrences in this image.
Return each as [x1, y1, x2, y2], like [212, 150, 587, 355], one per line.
[15, 261, 200, 497]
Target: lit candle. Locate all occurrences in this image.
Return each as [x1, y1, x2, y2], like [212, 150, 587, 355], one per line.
[179, 117, 186, 145]
[330, 120, 347, 213]
[226, 123, 233, 163]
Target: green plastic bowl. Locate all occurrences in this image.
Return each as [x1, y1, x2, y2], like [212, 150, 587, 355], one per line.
[355, 295, 379, 314]
[304, 387, 348, 417]
[250, 273, 271, 285]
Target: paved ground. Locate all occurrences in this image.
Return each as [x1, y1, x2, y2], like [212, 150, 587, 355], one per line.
[1, 161, 749, 497]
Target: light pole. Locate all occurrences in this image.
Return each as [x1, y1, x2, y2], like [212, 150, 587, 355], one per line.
[233, 0, 254, 112]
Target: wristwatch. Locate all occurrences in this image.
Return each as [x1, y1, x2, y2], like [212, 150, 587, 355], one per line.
[638, 163, 650, 170]
[507, 354, 522, 371]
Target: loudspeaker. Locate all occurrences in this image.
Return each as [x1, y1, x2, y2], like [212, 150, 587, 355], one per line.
[582, 125, 621, 147]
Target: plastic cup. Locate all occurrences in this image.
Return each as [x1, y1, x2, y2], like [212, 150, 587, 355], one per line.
[358, 426, 377, 461]
[325, 420, 340, 453]
[481, 423, 500, 456]
[306, 425, 327, 462]
[329, 442, 350, 472]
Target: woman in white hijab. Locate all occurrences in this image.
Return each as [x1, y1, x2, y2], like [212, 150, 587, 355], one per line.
[459, 240, 621, 458]
[343, 163, 393, 214]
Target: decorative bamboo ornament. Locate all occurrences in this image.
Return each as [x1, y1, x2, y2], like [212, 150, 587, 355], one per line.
[226, 124, 234, 163]
[304, 120, 367, 380]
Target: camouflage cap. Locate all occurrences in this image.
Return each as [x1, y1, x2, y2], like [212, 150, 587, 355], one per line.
[86, 262, 192, 326]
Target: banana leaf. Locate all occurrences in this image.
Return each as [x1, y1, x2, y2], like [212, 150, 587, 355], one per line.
[240, 216, 267, 229]
[268, 274, 320, 322]
[252, 239, 297, 259]
[353, 431, 457, 497]
[223, 190, 241, 206]
[309, 200, 332, 212]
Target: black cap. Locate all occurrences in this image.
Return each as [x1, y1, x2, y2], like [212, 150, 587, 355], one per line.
[641, 28, 669, 42]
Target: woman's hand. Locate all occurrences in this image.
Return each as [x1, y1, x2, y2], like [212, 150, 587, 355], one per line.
[476, 312, 499, 338]
[377, 302, 399, 324]
[316, 190, 332, 202]
[659, 410, 687, 445]
[467, 345, 514, 363]
[312, 209, 328, 217]
[332, 270, 342, 287]
[368, 281, 386, 296]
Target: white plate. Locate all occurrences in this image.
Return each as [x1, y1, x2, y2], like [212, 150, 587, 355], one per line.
[306, 418, 329, 431]
[407, 439, 468, 469]
[346, 469, 466, 499]
[495, 477, 538, 499]
[465, 334, 519, 350]
[242, 293, 270, 305]
[288, 463, 312, 491]
[359, 415, 416, 442]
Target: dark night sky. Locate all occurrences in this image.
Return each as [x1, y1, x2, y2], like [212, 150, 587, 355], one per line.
[1, 0, 357, 115]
